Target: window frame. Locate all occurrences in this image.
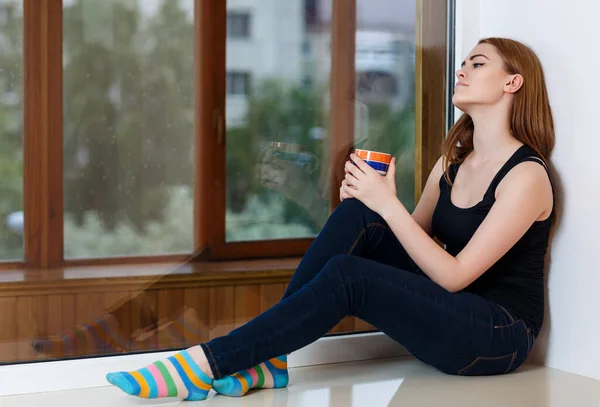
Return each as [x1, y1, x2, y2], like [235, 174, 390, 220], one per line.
[0, 0, 449, 270]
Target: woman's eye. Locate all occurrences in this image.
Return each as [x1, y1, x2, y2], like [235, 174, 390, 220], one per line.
[473, 63, 484, 68]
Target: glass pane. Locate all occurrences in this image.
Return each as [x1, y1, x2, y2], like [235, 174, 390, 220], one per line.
[63, 0, 195, 258]
[1, 0, 426, 367]
[225, 1, 332, 242]
[354, 0, 417, 211]
[0, 0, 23, 261]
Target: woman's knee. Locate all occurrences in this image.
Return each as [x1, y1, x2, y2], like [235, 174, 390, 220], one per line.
[320, 254, 361, 283]
[335, 199, 379, 219]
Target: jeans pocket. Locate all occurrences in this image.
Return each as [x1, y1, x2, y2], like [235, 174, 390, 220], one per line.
[457, 352, 517, 376]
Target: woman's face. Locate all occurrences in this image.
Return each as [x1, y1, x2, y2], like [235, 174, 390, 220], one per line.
[452, 43, 522, 113]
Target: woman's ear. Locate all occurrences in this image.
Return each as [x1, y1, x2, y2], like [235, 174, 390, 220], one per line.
[505, 74, 524, 94]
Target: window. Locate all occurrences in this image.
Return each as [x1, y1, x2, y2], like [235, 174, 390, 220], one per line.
[62, 0, 195, 259]
[0, 0, 23, 261]
[0, 0, 449, 366]
[226, 71, 251, 96]
[225, 0, 332, 244]
[227, 11, 250, 38]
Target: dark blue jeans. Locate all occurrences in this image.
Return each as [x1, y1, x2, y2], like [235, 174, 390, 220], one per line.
[200, 199, 534, 378]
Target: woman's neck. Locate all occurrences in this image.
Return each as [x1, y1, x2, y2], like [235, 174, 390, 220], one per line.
[469, 111, 520, 162]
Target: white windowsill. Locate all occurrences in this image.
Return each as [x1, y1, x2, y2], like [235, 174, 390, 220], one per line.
[0, 332, 409, 397]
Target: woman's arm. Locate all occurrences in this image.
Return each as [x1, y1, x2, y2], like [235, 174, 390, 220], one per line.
[411, 157, 444, 236]
[379, 162, 552, 292]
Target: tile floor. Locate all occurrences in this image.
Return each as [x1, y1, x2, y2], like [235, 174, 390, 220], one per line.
[2, 356, 599, 406]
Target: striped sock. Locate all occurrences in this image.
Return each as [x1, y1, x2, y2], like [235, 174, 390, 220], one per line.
[106, 346, 213, 401]
[212, 355, 288, 397]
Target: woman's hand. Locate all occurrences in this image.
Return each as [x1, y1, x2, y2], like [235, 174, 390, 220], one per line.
[341, 154, 400, 216]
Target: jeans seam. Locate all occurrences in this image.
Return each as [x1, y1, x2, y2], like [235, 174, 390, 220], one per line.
[347, 223, 391, 255]
[457, 352, 517, 375]
[505, 351, 518, 373]
[495, 303, 516, 323]
[203, 342, 222, 379]
[493, 319, 523, 329]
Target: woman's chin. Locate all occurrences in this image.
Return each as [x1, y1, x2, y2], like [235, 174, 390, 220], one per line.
[451, 96, 472, 113]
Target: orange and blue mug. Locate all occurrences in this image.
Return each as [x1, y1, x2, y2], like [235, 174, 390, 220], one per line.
[354, 149, 392, 175]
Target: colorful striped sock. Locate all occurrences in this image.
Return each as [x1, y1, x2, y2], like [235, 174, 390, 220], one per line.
[106, 346, 213, 401]
[212, 355, 289, 397]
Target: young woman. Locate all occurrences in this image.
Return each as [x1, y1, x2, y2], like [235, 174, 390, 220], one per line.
[107, 37, 555, 401]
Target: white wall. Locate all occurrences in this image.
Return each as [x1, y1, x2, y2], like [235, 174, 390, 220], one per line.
[455, 0, 600, 380]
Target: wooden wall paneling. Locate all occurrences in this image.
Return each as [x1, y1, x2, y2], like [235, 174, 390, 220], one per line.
[259, 283, 286, 313]
[234, 285, 261, 329]
[353, 318, 375, 332]
[183, 287, 210, 345]
[156, 289, 185, 348]
[329, 316, 356, 334]
[130, 290, 158, 351]
[46, 294, 75, 337]
[74, 293, 111, 355]
[208, 286, 235, 339]
[0, 298, 18, 362]
[104, 291, 132, 352]
[16, 295, 48, 360]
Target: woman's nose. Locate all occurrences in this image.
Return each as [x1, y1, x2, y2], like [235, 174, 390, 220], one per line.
[456, 69, 466, 79]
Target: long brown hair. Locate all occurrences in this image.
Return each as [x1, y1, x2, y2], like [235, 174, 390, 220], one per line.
[443, 37, 555, 183]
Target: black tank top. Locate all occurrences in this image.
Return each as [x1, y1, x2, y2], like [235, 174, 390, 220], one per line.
[431, 145, 553, 337]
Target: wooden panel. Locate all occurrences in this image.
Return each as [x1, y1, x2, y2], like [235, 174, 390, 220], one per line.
[353, 317, 376, 332]
[156, 289, 185, 348]
[130, 290, 158, 351]
[66, 293, 110, 356]
[0, 262, 26, 271]
[208, 286, 235, 339]
[156, 289, 185, 325]
[260, 283, 286, 313]
[47, 294, 75, 337]
[210, 240, 313, 261]
[23, 0, 63, 268]
[0, 283, 376, 364]
[0, 266, 296, 297]
[329, 316, 356, 334]
[183, 287, 210, 345]
[234, 285, 261, 329]
[16, 296, 48, 360]
[64, 254, 196, 267]
[74, 293, 106, 324]
[104, 291, 132, 350]
[414, 0, 448, 201]
[0, 298, 18, 362]
[329, 0, 356, 210]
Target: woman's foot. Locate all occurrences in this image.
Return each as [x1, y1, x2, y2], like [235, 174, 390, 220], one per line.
[106, 345, 214, 401]
[212, 355, 289, 397]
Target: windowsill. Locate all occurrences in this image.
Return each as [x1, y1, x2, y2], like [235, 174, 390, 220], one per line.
[0, 258, 300, 296]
